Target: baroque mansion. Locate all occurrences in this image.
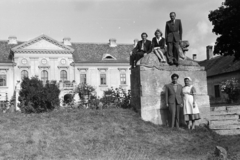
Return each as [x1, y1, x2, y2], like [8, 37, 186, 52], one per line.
[0, 35, 133, 110]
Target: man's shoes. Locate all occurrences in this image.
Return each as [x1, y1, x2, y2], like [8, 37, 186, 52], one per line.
[175, 63, 179, 67]
[168, 61, 173, 65]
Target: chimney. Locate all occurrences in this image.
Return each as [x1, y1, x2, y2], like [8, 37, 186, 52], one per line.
[192, 54, 197, 60]
[133, 39, 138, 47]
[63, 37, 71, 46]
[109, 38, 117, 47]
[8, 36, 17, 44]
[206, 45, 213, 60]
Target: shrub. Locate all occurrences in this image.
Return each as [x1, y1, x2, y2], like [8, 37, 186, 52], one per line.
[100, 87, 131, 109]
[18, 76, 60, 113]
[76, 83, 96, 104]
[221, 78, 240, 103]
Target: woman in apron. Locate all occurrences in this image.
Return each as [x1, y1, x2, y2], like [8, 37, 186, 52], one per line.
[182, 77, 201, 129]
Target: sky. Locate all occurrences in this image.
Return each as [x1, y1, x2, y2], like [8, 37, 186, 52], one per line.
[0, 0, 223, 61]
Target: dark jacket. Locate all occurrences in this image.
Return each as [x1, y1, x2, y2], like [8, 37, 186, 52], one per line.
[165, 83, 183, 105]
[151, 37, 165, 50]
[165, 19, 182, 43]
[134, 40, 152, 54]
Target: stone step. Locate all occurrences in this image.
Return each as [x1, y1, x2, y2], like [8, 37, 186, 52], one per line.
[211, 124, 240, 130]
[211, 114, 239, 120]
[227, 106, 240, 111]
[211, 106, 227, 111]
[210, 119, 240, 126]
[210, 109, 240, 116]
[213, 129, 240, 135]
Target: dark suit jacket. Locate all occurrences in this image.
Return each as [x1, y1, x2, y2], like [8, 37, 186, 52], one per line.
[134, 40, 152, 54]
[165, 83, 183, 105]
[165, 19, 182, 43]
[151, 37, 165, 50]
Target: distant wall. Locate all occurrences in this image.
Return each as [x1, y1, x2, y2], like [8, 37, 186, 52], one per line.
[207, 71, 240, 104]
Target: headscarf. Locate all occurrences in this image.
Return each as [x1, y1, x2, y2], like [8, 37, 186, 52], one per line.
[184, 77, 192, 81]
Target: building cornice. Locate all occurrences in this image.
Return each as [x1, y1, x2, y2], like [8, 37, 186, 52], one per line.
[0, 63, 14, 66]
[13, 50, 72, 54]
[18, 66, 31, 69]
[0, 68, 9, 72]
[74, 62, 130, 67]
[38, 66, 50, 69]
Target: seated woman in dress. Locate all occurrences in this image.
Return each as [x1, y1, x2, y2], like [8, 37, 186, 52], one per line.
[151, 29, 167, 63]
[182, 77, 201, 129]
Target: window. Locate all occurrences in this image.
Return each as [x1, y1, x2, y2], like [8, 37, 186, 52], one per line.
[80, 74, 87, 84]
[0, 75, 6, 86]
[100, 74, 106, 85]
[41, 70, 48, 82]
[21, 70, 28, 79]
[60, 70, 67, 81]
[0, 101, 6, 109]
[120, 74, 126, 85]
[214, 85, 220, 98]
[102, 54, 116, 60]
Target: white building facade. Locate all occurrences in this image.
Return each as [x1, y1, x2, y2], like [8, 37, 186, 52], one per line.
[0, 35, 133, 109]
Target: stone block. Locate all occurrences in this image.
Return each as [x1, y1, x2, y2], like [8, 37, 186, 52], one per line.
[131, 65, 210, 126]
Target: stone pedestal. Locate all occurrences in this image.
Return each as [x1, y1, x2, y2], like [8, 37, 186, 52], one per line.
[131, 64, 210, 126]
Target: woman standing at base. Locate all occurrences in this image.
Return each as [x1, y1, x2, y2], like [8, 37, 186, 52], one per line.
[182, 77, 201, 129]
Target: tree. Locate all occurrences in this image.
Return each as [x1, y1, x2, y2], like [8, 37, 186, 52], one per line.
[208, 0, 240, 60]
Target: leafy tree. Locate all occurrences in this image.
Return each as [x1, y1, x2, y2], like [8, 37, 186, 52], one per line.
[18, 76, 60, 113]
[208, 0, 240, 60]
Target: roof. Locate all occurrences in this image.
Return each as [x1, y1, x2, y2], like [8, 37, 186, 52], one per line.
[71, 43, 132, 63]
[198, 56, 240, 77]
[0, 41, 23, 63]
[0, 36, 133, 63]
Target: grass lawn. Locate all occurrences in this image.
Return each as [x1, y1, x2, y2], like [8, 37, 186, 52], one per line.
[0, 108, 239, 160]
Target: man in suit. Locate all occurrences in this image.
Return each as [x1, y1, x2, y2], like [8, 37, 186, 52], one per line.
[130, 32, 152, 68]
[165, 12, 183, 66]
[165, 73, 183, 128]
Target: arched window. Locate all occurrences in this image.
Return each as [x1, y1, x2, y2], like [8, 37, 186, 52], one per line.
[60, 70, 67, 81]
[21, 70, 28, 80]
[41, 70, 48, 82]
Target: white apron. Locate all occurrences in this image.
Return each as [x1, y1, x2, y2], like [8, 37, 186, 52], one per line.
[182, 85, 200, 115]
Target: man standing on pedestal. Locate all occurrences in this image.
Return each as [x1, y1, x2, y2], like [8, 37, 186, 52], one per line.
[165, 12, 183, 66]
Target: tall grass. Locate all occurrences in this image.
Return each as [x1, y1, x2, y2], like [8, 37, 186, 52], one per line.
[0, 108, 239, 160]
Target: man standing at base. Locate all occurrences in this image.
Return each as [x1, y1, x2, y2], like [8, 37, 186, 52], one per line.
[165, 73, 183, 128]
[165, 12, 183, 66]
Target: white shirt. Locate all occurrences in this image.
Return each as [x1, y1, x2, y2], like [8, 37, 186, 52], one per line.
[156, 37, 162, 44]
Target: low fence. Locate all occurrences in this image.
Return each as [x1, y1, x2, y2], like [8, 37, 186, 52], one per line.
[210, 105, 240, 135]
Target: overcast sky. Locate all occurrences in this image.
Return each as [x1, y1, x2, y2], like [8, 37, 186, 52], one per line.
[0, 0, 223, 60]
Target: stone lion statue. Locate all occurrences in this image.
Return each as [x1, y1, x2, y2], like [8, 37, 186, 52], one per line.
[140, 40, 199, 67]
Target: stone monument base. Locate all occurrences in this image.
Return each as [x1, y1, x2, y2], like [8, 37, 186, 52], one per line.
[131, 65, 210, 126]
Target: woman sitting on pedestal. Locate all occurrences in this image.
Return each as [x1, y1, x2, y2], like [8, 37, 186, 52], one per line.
[182, 77, 201, 129]
[151, 29, 167, 63]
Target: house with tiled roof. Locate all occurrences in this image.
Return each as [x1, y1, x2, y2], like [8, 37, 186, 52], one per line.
[199, 46, 240, 104]
[0, 35, 133, 110]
